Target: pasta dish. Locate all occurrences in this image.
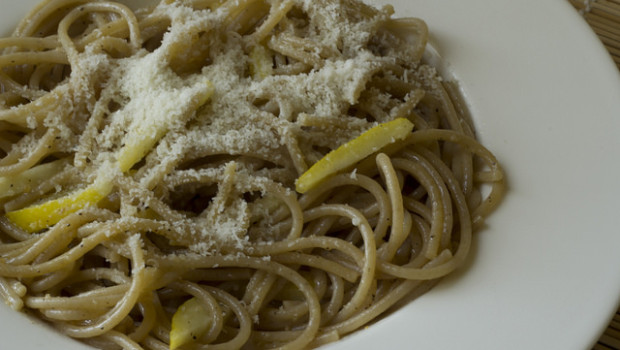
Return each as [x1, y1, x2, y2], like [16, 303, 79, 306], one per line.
[0, 0, 505, 348]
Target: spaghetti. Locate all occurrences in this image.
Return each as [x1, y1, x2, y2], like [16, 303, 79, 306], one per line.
[0, 0, 505, 349]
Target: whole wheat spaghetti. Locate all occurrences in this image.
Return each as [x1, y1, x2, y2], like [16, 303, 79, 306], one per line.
[0, 0, 505, 348]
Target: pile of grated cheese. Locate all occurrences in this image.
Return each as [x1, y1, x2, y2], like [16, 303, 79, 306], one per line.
[28, 0, 436, 253]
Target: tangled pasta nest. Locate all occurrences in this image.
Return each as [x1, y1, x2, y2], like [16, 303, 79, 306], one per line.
[0, 0, 505, 349]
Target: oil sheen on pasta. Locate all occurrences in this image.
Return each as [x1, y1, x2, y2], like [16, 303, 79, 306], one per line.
[0, 0, 505, 349]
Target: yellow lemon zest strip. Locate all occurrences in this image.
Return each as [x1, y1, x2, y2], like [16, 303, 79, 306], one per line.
[248, 44, 273, 80]
[295, 118, 414, 193]
[5, 179, 113, 233]
[170, 297, 211, 350]
[117, 80, 214, 172]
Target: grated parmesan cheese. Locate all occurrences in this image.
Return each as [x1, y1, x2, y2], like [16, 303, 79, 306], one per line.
[40, 0, 437, 254]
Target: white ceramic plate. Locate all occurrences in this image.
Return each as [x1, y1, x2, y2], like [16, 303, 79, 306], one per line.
[2, 0, 620, 349]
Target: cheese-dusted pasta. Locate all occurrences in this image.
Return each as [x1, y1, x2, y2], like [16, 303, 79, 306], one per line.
[0, 0, 505, 349]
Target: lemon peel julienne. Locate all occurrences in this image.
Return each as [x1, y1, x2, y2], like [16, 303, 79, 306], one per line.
[4, 178, 113, 233]
[295, 117, 414, 193]
[169, 297, 211, 350]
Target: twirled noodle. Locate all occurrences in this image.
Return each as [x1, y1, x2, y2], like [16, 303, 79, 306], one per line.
[0, 0, 505, 349]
